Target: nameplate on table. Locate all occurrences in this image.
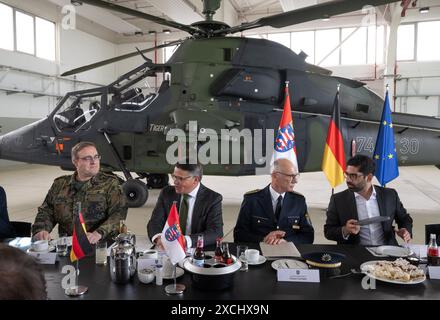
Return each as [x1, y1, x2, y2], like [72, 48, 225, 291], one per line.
[428, 266, 440, 279]
[277, 269, 320, 283]
[27, 251, 57, 264]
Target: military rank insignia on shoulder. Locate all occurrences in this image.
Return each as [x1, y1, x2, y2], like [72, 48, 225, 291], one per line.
[245, 189, 260, 195]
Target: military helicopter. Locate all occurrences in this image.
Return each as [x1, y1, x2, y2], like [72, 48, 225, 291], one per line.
[1, 0, 440, 208]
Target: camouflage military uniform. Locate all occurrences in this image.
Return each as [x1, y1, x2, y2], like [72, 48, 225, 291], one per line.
[32, 172, 127, 240]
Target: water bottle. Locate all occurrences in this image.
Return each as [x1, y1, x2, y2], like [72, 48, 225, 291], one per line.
[155, 259, 163, 285]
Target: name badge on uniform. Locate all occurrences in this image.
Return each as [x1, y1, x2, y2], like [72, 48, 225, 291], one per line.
[292, 219, 300, 230]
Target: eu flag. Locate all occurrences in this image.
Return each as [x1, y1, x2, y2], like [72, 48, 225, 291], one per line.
[373, 90, 399, 186]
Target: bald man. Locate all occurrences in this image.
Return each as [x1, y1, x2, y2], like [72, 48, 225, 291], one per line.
[233, 159, 314, 245]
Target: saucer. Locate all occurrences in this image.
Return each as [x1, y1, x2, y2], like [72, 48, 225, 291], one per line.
[27, 244, 56, 253]
[247, 255, 267, 266]
[162, 267, 184, 279]
[375, 246, 412, 257]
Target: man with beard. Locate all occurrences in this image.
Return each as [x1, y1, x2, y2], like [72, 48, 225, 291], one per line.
[32, 141, 127, 244]
[234, 158, 314, 245]
[324, 154, 412, 245]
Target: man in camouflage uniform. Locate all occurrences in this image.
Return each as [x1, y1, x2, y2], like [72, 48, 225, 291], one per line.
[32, 141, 127, 244]
[233, 158, 314, 245]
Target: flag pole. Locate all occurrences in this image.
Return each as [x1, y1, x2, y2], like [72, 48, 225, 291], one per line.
[65, 202, 88, 297]
[173, 264, 177, 288]
[164, 201, 186, 295]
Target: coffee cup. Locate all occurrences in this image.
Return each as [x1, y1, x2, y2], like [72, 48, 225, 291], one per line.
[245, 249, 259, 264]
[138, 268, 155, 284]
[31, 240, 49, 252]
[142, 250, 158, 260]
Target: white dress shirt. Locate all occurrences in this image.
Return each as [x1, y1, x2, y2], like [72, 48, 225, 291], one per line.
[354, 186, 385, 246]
[269, 185, 285, 214]
[153, 183, 200, 249]
[181, 183, 200, 239]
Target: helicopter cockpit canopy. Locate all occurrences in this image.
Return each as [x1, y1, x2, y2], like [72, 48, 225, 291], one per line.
[112, 87, 158, 112]
[53, 91, 101, 132]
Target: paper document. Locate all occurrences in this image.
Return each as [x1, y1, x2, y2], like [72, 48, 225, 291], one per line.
[260, 241, 301, 259]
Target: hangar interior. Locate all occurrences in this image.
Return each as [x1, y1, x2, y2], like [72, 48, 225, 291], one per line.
[1, 0, 440, 244]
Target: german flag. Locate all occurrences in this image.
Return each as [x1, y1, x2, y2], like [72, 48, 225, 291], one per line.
[70, 211, 93, 262]
[322, 89, 346, 188]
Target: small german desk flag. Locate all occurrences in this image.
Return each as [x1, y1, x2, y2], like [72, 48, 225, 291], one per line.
[70, 211, 93, 262]
[322, 86, 346, 188]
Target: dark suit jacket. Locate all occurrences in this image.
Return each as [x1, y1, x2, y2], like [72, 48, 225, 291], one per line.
[233, 185, 314, 244]
[0, 186, 15, 239]
[324, 186, 413, 245]
[147, 184, 223, 247]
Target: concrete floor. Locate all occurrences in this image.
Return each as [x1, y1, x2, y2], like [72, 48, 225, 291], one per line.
[1, 164, 440, 244]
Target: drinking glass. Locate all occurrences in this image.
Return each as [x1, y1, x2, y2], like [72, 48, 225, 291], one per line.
[237, 245, 248, 271]
[56, 234, 68, 256]
[95, 240, 107, 265]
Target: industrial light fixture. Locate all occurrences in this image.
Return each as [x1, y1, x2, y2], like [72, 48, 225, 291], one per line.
[163, 29, 171, 34]
[134, 31, 144, 36]
[71, 0, 83, 6]
[419, 7, 430, 14]
[322, 15, 330, 21]
[148, 30, 156, 35]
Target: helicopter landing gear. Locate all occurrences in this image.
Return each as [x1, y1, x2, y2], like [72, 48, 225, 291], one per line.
[122, 179, 149, 208]
[146, 174, 169, 189]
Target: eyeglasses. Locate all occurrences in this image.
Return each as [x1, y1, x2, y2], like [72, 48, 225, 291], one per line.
[78, 155, 101, 162]
[171, 174, 194, 182]
[343, 172, 364, 180]
[275, 171, 300, 180]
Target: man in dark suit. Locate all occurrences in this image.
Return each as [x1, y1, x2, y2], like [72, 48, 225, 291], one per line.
[0, 186, 15, 239]
[234, 159, 314, 245]
[147, 162, 223, 249]
[324, 154, 412, 245]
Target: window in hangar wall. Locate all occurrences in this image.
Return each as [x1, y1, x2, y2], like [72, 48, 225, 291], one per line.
[341, 27, 367, 65]
[417, 21, 440, 61]
[0, 3, 13, 51]
[397, 21, 440, 62]
[0, 2, 56, 61]
[396, 24, 415, 61]
[244, 25, 386, 67]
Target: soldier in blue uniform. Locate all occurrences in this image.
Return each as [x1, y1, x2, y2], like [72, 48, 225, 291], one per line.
[234, 159, 314, 245]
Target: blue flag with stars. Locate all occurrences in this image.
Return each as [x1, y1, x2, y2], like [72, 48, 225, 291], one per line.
[373, 90, 399, 186]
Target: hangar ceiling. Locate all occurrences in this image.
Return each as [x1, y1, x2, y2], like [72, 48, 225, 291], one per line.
[49, 0, 350, 41]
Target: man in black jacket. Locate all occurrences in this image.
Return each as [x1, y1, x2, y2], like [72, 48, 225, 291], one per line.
[324, 154, 412, 245]
[0, 186, 15, 239]
[147, 162, 223, 249]
[234, 159, 314, 245]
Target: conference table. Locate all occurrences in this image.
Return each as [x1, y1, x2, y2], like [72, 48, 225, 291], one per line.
[43, 243, 440, 300]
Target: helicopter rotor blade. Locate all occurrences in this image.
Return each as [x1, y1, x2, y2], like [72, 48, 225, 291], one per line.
[61, 39, 184, 77]
[77, 0, 202, 35]
[216, 0, 397, 35]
